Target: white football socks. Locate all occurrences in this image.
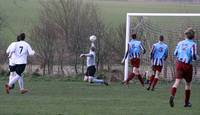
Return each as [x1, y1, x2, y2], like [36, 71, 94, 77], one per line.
[18, 77, 24, 90]
[92, 78, 104, 84]
[9, 72, 15, 81]
[8, 74, 20, 87]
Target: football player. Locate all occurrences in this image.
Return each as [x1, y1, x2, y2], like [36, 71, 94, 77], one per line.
[122, 33, 146, 87]
[147, 35, 168, 91]
[5, 33, 35, 94]
[169, 28, 198, 108]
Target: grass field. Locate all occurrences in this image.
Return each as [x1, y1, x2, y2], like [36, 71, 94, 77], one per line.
[0, 78, 200, 115]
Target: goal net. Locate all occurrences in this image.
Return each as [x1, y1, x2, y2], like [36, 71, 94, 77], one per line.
[124, 13, 200, 81]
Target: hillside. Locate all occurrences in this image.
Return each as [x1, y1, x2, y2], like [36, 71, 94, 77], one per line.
[0, 0, 200, 42]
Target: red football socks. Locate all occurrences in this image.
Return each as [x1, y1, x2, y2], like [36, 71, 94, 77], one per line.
[152, 78, 159, 89]
[149, 75, 155, 87]
[171, 87, 177, 97]
[126, 73, 135, 83]
[137, 74, 144, 86]
[185, 90, 191, 105]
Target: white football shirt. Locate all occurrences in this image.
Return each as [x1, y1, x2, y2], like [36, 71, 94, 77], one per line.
[86, 50, 96, 67]
[10, 41, 35, 64]
[6, 42, 17, 66]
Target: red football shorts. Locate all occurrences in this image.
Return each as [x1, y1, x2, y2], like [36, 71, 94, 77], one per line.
[152, 65, 163, 73]
[130, 58, 140, 68]
[176, 61, 193, 83]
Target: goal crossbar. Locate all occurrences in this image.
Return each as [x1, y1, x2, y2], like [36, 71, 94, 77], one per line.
[127, 13, 200, 17]
[124, 13, 200, 81]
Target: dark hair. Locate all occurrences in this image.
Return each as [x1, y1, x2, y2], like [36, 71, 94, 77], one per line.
[91, 46, 95, 51]
[184, 28, 195, 39]
[159, 35, 164, 41]
[131, 33, 136, 39]
[16, 35, 20, 41]
[20, 33, 26, 40]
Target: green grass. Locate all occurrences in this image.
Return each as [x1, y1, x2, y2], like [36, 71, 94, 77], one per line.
[0, 79, 199, 115]
[97, 1, 200, 25]
[0, 0, 40, 42]
[1, 0, 200, 42]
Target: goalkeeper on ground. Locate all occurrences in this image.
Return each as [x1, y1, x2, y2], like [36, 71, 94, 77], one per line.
[80, 41, 108, 86]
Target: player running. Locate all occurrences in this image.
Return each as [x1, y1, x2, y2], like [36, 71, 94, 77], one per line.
[5, 33, 35, 94]
[80, 42, 108, 86]
[147, 35, 168, 91]
[6, 35, 24, 91]
[121, 33, 146, 87]
[169, 28, 198, 108]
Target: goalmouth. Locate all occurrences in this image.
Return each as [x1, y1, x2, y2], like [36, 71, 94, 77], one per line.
[124, 13, 200, 81]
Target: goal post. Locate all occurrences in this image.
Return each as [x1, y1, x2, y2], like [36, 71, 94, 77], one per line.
[124, 13, 200, 81]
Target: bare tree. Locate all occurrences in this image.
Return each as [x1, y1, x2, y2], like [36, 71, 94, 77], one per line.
[0, 14, 7, 65]
[30, 0, 108, 76]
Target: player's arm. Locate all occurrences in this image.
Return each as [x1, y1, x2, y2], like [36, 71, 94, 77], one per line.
[27, 44, 35, 56]
[8, 52, 14, 58]
[164, 46, 169, 61]
[6, 45, 11, 58]
[140, 42, 146, 54]
[6, 43, 14, 54]
[80, 53, 93, 57]
[7, 43, 16, 58]
[150, 45, 155, 60]
[192, 44, 197, 61]
[174, 43, 180, 56]
[6, 47, 10, 54]
[121, 44, 129, 63]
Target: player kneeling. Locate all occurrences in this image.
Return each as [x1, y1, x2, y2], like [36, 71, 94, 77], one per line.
[80, 36, 108, 86]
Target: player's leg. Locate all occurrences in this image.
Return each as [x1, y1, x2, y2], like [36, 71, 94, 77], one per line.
[9, 66, 16, 89]
[92, 77, 103, 83]
[135, 68, 144, 87]
[88, 76, 94, 83]
[143, 71, 150, 84]
[123, 58, 136, 85]
[169, 62, 184, 107]
[84, 67, 90, 82]
[87, 66, 96, 83]
[9, 72, 15, 89]
[88, 66, 108, 85]
[92, 77, 108, 85]
[15, 64, 28, 94]
[123, 68, 135, 85]
[169, 78, 181, 107]
[149, 74, 155, 86]
[151, 70, 161, 90]
[148, 65, 162, 90]
[172, 79, 181, 95]
[184, 82, 192, 107]
[147, 69, 155, 90]
[5, 65, 19, 94]
[8, 74, 20, 87]
[9, 72, 14, 81]
[83, 76, 89, 82]
[184, 65, 193, 107]
[18, 76, 24, 90]
[5, 71, 21, 94]
[18, 76, 29, 94]
[133, 58, 144, 87]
